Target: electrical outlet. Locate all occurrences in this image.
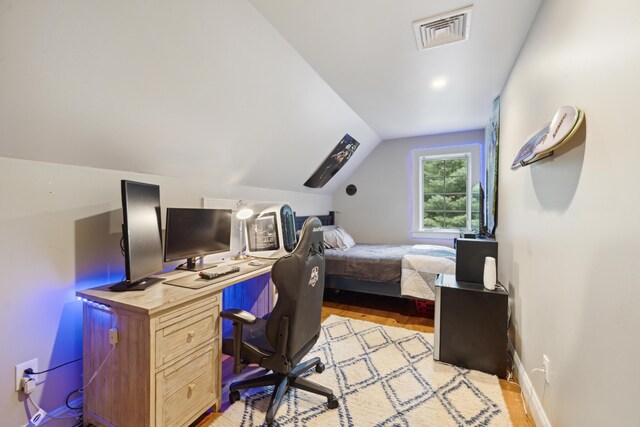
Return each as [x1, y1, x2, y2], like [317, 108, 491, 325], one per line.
[542, 354, 550, 384]
[15, 358, 38, 391]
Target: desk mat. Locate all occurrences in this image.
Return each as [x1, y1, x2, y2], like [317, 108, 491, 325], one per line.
[163, 259, 275, 289]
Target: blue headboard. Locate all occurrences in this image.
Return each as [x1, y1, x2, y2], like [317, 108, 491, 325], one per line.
[294, 211, 335, 231]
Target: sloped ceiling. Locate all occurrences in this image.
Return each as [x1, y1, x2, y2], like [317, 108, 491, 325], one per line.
[249, 0, 542, 140]
[0, 0, 379, 195]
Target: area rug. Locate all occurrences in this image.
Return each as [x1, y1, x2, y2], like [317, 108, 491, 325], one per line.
[212, 315, 512, 426]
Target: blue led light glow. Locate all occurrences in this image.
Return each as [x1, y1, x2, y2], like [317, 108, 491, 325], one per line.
[409, 142, 484, 240]
[78, 297, 113, 312]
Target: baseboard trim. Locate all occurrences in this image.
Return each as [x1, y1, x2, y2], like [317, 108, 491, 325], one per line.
[509, 343, 552, 427]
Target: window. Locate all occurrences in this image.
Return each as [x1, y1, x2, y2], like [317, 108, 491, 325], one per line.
[420, 153, 479, 231]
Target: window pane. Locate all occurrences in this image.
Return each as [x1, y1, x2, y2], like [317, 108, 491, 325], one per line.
[423, 160, 445, 177]
[425, 177, 445, 193]
[424, 212, 445, 228]
[471, 211, 480, 230]
[420, 155, 471, 231]
[444, 194, 466, 211]
[471, 191, 480, 211]
[444, 212, 467, 228]
[445, 175, 466, 193]
[445, 158, 467, 176]
[424, 194, 445, 211]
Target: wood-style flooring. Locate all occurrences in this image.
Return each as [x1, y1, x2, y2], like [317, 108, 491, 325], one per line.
[193, 291, 535, 427]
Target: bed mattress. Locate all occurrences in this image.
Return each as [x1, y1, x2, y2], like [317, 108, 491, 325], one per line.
[325, 244, 413, 284]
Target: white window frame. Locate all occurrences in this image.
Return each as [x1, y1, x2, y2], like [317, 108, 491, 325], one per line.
[418, 153, 471, 233]
[418, 152, 472, 232]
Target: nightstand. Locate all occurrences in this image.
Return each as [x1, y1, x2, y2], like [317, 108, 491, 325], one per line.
[434, 274, 508, 378]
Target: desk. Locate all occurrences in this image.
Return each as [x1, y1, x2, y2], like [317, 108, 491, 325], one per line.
[76, 261, 273, 427]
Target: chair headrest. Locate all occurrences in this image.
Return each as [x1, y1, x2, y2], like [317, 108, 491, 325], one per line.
[296, 217, 324, 252]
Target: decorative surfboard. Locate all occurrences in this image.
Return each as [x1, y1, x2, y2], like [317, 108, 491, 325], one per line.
[511, 106, 584, 169]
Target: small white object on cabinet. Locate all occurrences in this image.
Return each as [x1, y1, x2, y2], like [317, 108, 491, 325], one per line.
[483, 257, 497, 290]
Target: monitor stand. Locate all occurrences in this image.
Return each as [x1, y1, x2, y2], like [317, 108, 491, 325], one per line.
[109, 276, 164, 292]
[176, 257, 217, 272]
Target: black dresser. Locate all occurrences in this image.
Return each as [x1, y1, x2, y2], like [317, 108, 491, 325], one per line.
[434, 274, 508, 378]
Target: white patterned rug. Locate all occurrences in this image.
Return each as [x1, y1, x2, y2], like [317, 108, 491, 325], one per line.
[212, 315, 512, 426]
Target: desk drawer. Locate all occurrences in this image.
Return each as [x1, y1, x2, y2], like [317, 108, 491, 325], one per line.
[156, 344, 218, 427]
[157, 296, 218, 328]
[156, 304, 219, 368]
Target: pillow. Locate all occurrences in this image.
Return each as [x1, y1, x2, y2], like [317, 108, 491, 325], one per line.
[337, 227, 356, 249]
[297, 225, 336, 244]
[322, 226, 356, 250]
[322, 225, 339, 231]
[322, 227, 342, 249]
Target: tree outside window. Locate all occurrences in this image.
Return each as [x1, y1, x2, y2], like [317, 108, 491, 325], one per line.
[421, 154, 478, 230]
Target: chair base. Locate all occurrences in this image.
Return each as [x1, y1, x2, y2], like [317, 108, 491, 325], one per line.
[228, 357, 339, 426]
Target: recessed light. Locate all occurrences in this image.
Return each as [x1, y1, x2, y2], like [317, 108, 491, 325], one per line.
[432, 78, 447, 89]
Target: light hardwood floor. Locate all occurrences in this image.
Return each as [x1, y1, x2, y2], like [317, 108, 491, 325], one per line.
[193, 291, 535, 427]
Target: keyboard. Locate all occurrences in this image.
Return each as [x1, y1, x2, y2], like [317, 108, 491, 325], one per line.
[199, 265, 241, 280]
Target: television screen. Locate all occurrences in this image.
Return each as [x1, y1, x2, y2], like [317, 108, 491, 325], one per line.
[164, 208, 232, 271]
[110, 180, 164, 291]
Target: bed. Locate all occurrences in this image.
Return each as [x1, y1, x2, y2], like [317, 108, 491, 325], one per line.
[294, 212, 456, 301]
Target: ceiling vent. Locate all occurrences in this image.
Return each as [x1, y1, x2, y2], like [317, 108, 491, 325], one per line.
[413, 6, 473, 50]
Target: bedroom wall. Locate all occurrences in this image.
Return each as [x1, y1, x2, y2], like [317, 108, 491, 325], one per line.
[0, 156, 331, 427]
[333, 129, 484, 245]
[0, 0, 380, 196]
[497, 0, 640, 425]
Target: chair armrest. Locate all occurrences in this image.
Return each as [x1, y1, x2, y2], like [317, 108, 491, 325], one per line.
[220, 308, 257, 325]
[220, 309, 256, 374]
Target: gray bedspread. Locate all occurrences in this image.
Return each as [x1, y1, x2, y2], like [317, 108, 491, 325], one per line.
[325, 244, 413, 284]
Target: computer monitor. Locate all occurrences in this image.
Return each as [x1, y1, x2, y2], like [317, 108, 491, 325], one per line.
[109, 180, 164, 292]
[245, 204, 296, 258]
[164, 208, 232, 271]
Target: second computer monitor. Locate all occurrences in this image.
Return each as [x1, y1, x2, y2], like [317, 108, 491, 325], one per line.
[164, 208, 232, 271]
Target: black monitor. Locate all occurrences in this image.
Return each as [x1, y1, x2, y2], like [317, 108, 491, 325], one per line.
[110, 180, 164, 292]
[164, 208, 232, 271]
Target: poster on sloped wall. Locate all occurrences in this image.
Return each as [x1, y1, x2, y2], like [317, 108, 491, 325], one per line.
[304, 134, 360, 189]
[485, 97, 500, 236]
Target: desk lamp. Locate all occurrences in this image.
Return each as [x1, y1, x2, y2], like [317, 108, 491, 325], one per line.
[232, 200, 254, 260]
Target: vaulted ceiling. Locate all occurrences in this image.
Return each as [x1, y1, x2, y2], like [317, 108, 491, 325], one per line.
[250, 0, 541, 140]
[0, 1, 541, 195]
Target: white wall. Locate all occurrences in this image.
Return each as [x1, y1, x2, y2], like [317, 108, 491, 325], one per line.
[0, 0, 379, 195]
[333, 130, 484, 245]
[498, 0, 640, 425]
[0, 156, 331, 427]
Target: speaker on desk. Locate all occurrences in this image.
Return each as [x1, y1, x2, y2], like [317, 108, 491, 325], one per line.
[455, 238, 498, 284]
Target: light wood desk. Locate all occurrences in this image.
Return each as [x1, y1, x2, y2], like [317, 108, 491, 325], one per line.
[76, 261, 273, 427]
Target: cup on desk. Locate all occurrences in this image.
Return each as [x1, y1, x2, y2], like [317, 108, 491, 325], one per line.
[483, 257, 497, 291]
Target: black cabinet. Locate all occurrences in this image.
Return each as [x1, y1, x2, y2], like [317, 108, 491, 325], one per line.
[434, 274, 508, 378]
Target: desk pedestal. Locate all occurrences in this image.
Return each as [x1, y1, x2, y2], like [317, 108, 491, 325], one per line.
[77, 263, 272, 427]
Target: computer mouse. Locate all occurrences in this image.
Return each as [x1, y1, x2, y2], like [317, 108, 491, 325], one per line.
[248, 260, 262, 266]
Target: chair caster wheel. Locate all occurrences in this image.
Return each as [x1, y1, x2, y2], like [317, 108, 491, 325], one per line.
[229, 390, 241, 404]
[263, 421, 280, 427]
[327, 396, 339, 409]
[315, 362, 325, 373]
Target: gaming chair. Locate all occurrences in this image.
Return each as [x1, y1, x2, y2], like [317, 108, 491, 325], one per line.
[220, 216, 339, 427]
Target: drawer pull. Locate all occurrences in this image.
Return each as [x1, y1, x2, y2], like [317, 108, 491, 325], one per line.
[188, 383, 196, 392]
[187, 330, 196, 341]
